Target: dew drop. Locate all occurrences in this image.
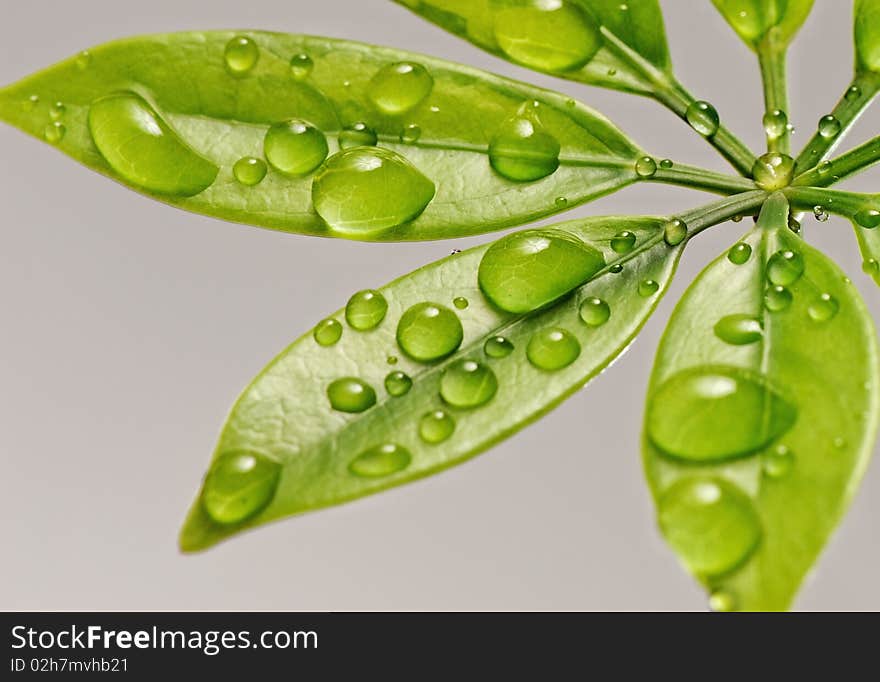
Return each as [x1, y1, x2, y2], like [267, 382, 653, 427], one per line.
[339, 121, 378, 149]
[751, 152, 795, 190]
[440, 359, 498, 408]
[709, 590, 738, 613]
[526, 327, 581, 371]
[22, 94, 39, 111]
[453, 296, 469, 310]
[397, 302, 463, 362]
[808, 293, 839, 322]
[489, 113, 560, 182]
[813, 205, 830, 222]
[233, 157, 268, 186]
[731, 214, 744, 223]
[818, 114, 841, 139]
[762, 444, 794, 478]
[664, 219, 687, 246]
[660, 158, 674, 169]
[202, 451, 280, 525]
[854, 209, 880, 229]
[387, 355, 398, 365]
[224, 35, 260, 75]
[368, 62, 433, 115]
[327, 377, 377, 413]
[289, 53, 314, 80]
[400, 123, 422, 144]
[264, 119, 328, 177]
[313, 318, 343, 346]
[49, 101, 66, 121]
[478, 229, 605, 313]
[88, 92, 218, 196]
[788, 216, 802, 234]
[484, 336, 514, 358]
[419, 410, 455, 444]
[647, 366, 797, 462]
[863, 258, 879, 275]
[385, 370, 413, 397]
[845, 85, 862, 101]
[492, 0, 602, 72]
[345, 289, 388, 330]
[765, 285, 793, 312]
[714, 314, 763, 345]
[762, 109, 788, 139]
[818, 160, 833, 175]
[638, 279, 660, 297]
[349, 444, 411, 477]
[43, 121, 65, 144]
[766, 250, 805, 286]
[579, 297, 610, 327]
[76, 50, 92, 70]
[685, 100, 720, 137]
[312, 147, 435, 235]
[555, 196, 568, 208]
[609, 264, 623, 273]
[610, 230, 637, 254]
[635, 156, 657, 178]
[727, 242, 752, 265]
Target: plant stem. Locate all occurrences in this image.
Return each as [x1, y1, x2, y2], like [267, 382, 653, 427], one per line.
[794, 71, 880, 173]
[783, 186, 879, 218]
[598, 27, 757, 177]
[650, 162, 757, 195]
[793, 134, 880, 188]
[757, 36, 790, 154]
[679, 190, 769, 238]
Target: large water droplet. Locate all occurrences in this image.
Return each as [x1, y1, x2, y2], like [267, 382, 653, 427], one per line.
[635, 156, 657, 178]
[664, 219, 687, 246]
[339, 122, 378, 149]
[484, 336, 514, 358]
[764, 285, 793, 312]
[419, 410, 455, 444]
[762, 109, 788, 139]
[854, 209, 880, 229]
[686, 101, 720, 137]
[638, 279, 660, 297]
[766, 249, 805, 286]
[368, 62, 433, 115]
[312, 147, 435, 235]
[714, 314, 763, 345]
[579, 297, 610, 327]
[313, 318, 342, 346]
[202, 451, 280, 524]
[752, 152, 795, 190]
[492, 0, 602, 72]
[489, 114, 560, 182]
[440, 359, 498, 408]
[818, 114, 841, 139]
[610, 230, 637, 254]
[264, 119, 328, 176]
[807, 293, 839, 322]
[289, 53, 314, 80]
[727, 242, 752, 265]
[397, 302, 463, 362]
[327, 377, 377, 413]
[88, 92, 218, 196]
[233, 157, 268, 186]
[385, 371, 413, 397]
[658, 477, 762, 578]
[345, 289, 388, 330]
[478, 229, 604, 313]
[349, 444, 411, 477]
[224, 36, 260, 75]
[526, 328, 581, 371]
[647, 366, 797, 462]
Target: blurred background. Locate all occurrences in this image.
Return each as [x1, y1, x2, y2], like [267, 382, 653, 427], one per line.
[0, 0, 877, 610]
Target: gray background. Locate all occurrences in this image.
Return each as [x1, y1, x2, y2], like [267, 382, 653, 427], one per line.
[1, 0, 877, 611]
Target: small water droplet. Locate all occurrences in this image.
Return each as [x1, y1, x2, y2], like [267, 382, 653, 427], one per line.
[727, 242, 752, 265]
[714, 314, 763, 345]
[526, 328, 581, 371]
[635, 156, 657, 178]
[854, 209, 880, 229]
[731, 214, 744, 223]
[339, 121, 378, 149]
[202, 451, 281, 525]
[440, 359, 498, 408]
[762, 109, 788, 139]
[368, 62, 434, 115]
[555, 196, 568, 208]
[289, 52, 314, 80]
[345, 289, 388, 331]
[751, 152, 795, 190]
[813, 205, 830, 222]
[664, 219, 687, 246]
[685, 100, 720, 137]
[489, 113, 560, 182]
[327, 377, 377, 413]
[818, 160, 833, 175]
[765, 285, 793, 312]
[807, 293, 839, 322]
[609, 263, 623, 273]
[49, 101, 66, 121]
[313, 318, 343, 346]
[788, 215, 802, 234]
[658, 477, 762, 578]
[660, 158, 674, 169]
[76, 50, 92, 70]
[400, 123, 422, 144]
[224, 35, 260, 75]
[43, 121, 65, 144]
[264, 119, 328, 177]
[845, 85, 862, 101]
[767, 249, 805, 286]
[610, 230, 637, 254]
[863, 258, 879, 275]
[397, 302, 463, 362]
[387, 355, 398, 365]
[233, 157, 268, 186]
[22, 94, 39, 111]
[579, 297, 611, 327]
[419, 410, 455, 444]
[385, 370, 413, 397]
[484, 336, 514, 358]
[818, 114, 841, 139]
[453, 296, 469, 310]
[349, 444, 411, 477]
[709, 590, 738, 613]
[638, 279, 660, 297]
[763, 444, 794, 478]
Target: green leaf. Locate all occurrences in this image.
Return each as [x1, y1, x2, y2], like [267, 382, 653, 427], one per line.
[642, 194, 879, 611]
[393, 0, 672, 95]
[856, 0, 880, 73]
[0, 31, 644, 242]
[711, 0, 814, 50]
[180, 215, 683, 551]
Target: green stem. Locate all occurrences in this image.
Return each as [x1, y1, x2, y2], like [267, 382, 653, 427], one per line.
[794, 71, 880, 173]
[649, 162, 757, 195]
[680, 190, 769, 238]
[757, 39, 790, 154]
[793, 134, 880, 188]
[598, 27, 757, 177]
[783, 186, 879, 219]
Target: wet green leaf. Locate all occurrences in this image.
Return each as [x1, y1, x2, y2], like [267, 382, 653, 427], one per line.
[643, 194, 879, 610]
[856, 0, 880, 73]
[180, 215, 683, 550]
[0, 30, 644, 241]
[711, 0, 814, 50]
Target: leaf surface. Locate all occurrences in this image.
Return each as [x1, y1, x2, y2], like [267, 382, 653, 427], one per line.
[0, 31, 644, 241]
[711, 0, 814, 50]
[643, 194, 879, 610]
[181, 215, 683, 550]
[856, 0, 880, 74]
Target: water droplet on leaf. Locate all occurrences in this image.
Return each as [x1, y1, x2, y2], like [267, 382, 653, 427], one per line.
[327, 377, 377, 413]
[714, 314, 763, 345]
[664, 219, 687, 246]
[233, 157, 268, 186]
[818, 114, 841, 139]
[635, 156, 657, 178]
[440, 359, 498, 408]
[611, 230, 637, 254]
[489, 114, 560, 182]
[419, 410, 455, 444]
[313, 318, 342, 346]
[762, 109, 787, 139]
[579, 297, 610, 327]
[349, 444, 411, 477]
[400, 123, 422, 144]
[264, 119, 328, 176]
[686, 101, 720, 137]
[638, 279, 659, 297]
[345, 289, 388, 330]
[765, 285, 793, 312]
[767, 250, 805, 286]
[202, 451, 280, 524]
[854, 209, 880, 229]
[368, 62, 433, 115]
[339, 121, 378, 149]
[727, 243, 752, 265]
[289, 53, 314, 80]
[484, 336, 514, 358]
[526, 328, 581, 371]
[43, 121, 65, 144]
[763, 444, 794, 478]
[385, 371, 413, 397]
[752, 152, 795, 190]
[807, 293, 839, 322]
[453, 296, 469, 310]
[397, 302, 463, 362]
[224, 35, 260, 75]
